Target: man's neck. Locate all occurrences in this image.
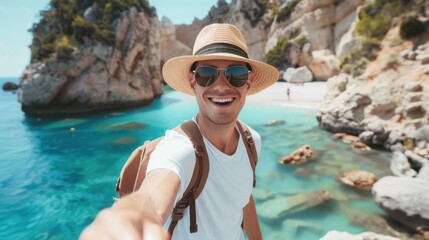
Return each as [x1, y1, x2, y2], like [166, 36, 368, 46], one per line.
[196, 115, 239, 155]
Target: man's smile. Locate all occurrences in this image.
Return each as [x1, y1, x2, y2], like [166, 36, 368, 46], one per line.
[209, 97, 235, 105]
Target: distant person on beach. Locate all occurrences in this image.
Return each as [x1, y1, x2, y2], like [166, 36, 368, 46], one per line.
[80, 24, 278, 240]
[286, 87, 290, 100]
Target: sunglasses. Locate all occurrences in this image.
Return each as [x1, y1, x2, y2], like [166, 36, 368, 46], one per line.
[192, 66, 250, 88]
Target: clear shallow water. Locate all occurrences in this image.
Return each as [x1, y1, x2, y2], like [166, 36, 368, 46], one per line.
[0, 78, 392, 240]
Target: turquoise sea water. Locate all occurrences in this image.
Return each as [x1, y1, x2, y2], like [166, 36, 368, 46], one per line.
[0, 78, 393, 240]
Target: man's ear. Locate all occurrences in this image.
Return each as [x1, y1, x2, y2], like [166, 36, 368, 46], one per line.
[188, 71, 196, 92]
[246, 72, 254, 90]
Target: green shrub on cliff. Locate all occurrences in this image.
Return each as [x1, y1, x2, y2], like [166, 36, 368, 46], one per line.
[400, 16, 426, 39]
[56, 35, 74, 61]
[356, 11, 390, 41]
[276, 0, 300, 23]
[340, 37, 381, 77]
[30, 0, 154, 62]
[72, 15, 96, 43]
[263, 36, 291, 69]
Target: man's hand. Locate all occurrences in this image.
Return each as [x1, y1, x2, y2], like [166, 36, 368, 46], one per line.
[79, 207, 169, 240]
[79, 169, 180, 239]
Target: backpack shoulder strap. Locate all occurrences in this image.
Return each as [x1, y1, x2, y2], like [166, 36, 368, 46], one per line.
[168, 120, 209, 235]
[236, 120, 258, 187]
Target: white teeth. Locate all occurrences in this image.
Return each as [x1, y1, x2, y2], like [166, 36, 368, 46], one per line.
[211, 98, 233, 103]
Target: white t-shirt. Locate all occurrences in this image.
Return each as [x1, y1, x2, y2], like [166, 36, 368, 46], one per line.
[146, 120, 261, 240]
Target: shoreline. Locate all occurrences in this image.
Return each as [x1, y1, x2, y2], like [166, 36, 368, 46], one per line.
[246, 81, 327, 109]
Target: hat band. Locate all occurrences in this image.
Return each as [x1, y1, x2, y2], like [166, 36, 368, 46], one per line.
[194, 43, 248, 58]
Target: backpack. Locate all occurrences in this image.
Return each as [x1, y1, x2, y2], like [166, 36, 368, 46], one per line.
[115, 120, 258, 236]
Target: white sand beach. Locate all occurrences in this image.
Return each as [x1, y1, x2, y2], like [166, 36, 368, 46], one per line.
[247, 81, 327, 109]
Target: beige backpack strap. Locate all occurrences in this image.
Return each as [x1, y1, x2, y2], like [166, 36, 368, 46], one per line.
[236, 120, 258, 187]
[168, 121, 209, 235]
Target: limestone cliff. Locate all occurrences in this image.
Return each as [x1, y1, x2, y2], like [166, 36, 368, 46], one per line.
[159, 17, 191, 68]
[163, 0, 363, 81]
[317, 27, 429, 151]
[19, 4, 162, 115]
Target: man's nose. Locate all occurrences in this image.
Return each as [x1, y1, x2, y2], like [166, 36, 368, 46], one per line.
[212, 70, 231, 91]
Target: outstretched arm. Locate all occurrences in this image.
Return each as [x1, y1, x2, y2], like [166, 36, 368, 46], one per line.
[80, 168, 181, 240]
[243, 194, 262, 240]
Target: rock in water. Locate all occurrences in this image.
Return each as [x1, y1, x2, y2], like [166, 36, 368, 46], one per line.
[372, 176, 429, 233]
[339, 170, 377, 191]
[279, 145, 314, 165]
[259, 190, 332, 221]
[2, 82, 18, 91]
[19, 6, 162, 115]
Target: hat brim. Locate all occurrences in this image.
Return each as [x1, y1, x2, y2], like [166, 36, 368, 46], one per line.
[162, 53, 279, 96]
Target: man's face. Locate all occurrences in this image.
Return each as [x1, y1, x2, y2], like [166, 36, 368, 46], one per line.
[188, 59, 253, 126]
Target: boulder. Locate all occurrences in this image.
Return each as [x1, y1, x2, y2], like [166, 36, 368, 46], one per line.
[390, 151, 417, 177]
[372, 176, 429, 233]
[2, 81, 19, 91]
[283, 66, 313, 83]
[339, 170, 377, 190]
[367, 121, 385, 134]
[265, 120, 286, 126]
[342, 135, 361, 144]
[333, 133, 360, 144]
[308, 49, 340, 81]
[259, 190, 332, 221]
[350, 142, 372, 153]
[279, 145, 314, 165]
[359, 131, 374, 144]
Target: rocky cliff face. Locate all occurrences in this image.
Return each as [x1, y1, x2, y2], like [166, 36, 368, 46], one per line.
[266, 0, 364, 58]
[159, 17, 191, 67]
[19, 7, 162, 115]
[317, 27, 429, 151]
[162, 0, 362, 82]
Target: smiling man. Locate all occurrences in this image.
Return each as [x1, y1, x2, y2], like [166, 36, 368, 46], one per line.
[80, 23, 278, 240]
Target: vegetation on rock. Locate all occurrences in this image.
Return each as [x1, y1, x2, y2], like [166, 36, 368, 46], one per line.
[276, 0, 301, 23]
[399, 16, 426, 39]
[262, 26, 307, 69]
[30, 0, 155, 62]
[341, 0, 425, 76]
[263, 36, 291, 69]
[263, 0, 301, 28]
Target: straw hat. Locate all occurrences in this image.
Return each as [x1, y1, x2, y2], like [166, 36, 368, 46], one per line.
[162, 23, 279, 95]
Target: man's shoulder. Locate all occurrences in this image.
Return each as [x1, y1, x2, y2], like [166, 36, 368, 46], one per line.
[156, 129, 194, 149]
[149, 128, 196, 165]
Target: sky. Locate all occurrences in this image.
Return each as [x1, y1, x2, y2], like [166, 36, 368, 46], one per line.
[0, 0, 230, 78]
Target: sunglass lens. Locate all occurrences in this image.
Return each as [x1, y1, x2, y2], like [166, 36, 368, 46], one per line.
[195, 67, 218, 87]
[225, 66, 249, 87]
